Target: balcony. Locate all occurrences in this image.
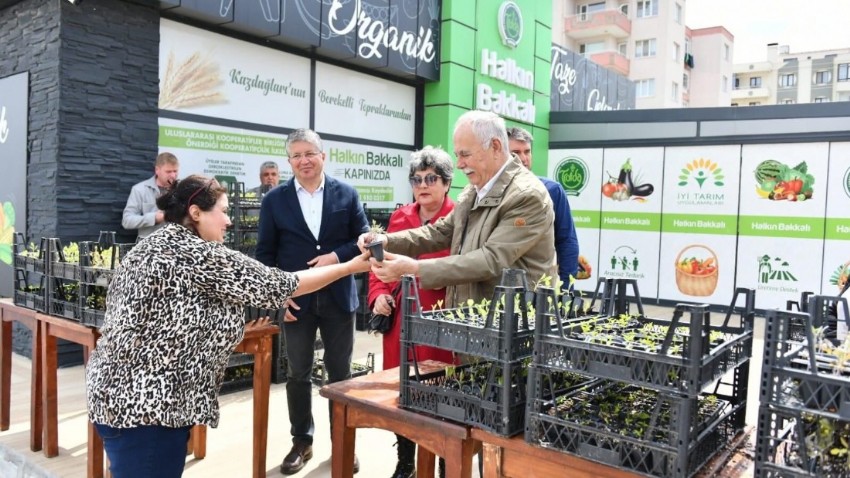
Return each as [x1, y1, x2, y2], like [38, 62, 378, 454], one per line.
[731, 87, 770, 100]
[589, 51, 630, 76]
[565, 10, 631, 40]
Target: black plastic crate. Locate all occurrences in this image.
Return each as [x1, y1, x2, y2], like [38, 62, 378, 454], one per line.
[759, 309, 850, 421]
[13, 233, 47, 274]
[80, 308, 105, 329]
[526, 381, 743, 478]
[401, 358, 591, 436]
[49, 261, 80, 281]
[13, 289, 46, 313]
[220, 357, 254, 395]
[399, 275, 535, 362]
[531, 287, 754, 396]
[755, 405, 850, 477]
[312, 353, 374, 387]
[50, 298, 79, 321]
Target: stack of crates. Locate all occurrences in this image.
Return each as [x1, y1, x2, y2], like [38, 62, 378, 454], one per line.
[78, 239, 134, 328]
[45, 238, 80, 321]
[526, 285, 755, 477]
[755, 297, 850, 477]
[398, 269, 584, 436]
[12, 234, 47, 313]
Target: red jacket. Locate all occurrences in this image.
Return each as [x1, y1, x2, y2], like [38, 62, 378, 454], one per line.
[367, 197, 456, 370]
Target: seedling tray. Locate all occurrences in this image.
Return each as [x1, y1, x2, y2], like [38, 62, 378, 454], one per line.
[533, 288, 753, 395]
[526, 379, 744, 478]
[760, 309, 850, 420]
[14, 254, 45, 274]
[755, 404, 850, 478]
[13, 289, 46, 313]
[400, 358, 591, 436]
[400, 275, 537, 361]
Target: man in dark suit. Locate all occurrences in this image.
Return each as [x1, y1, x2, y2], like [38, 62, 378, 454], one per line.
[256, 128, 368, 475]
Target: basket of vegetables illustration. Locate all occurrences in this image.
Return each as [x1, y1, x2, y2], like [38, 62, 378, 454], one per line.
[675, 245, 718, 297]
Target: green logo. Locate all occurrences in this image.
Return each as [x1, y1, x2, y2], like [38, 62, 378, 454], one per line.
[677, 158, 724, 189]
[498, 1, 523, 48]
[758, 255, 797, 284]
[555, 157, 588, 196]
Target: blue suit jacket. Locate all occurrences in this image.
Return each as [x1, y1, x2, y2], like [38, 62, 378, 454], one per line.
[255, 176, 369, 315]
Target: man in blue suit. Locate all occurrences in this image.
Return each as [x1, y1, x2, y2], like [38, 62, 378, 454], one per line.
[256, 128, 368, 475]
[508, 127, 579, 289]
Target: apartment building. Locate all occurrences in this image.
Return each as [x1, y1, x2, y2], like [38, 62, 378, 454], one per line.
[552, 0, 734, 108]
[732, 44, 850, 106]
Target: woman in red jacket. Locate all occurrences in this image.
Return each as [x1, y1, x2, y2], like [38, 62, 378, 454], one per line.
[368, 146, 455, 478]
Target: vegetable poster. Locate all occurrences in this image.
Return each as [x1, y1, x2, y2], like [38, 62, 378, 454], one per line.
[736, 143, 829, 309]
[598, 148, 664, 299]
[548, 149, 603, 293]
[821, 142, 850, 297]
[659, 146, 742, 305]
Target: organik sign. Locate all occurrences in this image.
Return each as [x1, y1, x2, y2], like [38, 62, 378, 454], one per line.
[162, 0, 442, 81]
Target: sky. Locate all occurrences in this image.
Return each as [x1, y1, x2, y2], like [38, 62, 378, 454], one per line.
[685, 0, 850, 63]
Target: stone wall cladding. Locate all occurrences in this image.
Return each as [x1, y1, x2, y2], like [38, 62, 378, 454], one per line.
[58, 0, 160, 244]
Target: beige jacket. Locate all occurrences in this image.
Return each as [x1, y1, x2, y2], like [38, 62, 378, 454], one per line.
[386, 155, 556, 307]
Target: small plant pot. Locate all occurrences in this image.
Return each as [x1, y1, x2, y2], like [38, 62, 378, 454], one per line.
[367, 240, 384, 262]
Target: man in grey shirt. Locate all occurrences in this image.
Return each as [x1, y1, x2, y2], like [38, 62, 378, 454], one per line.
[122, 152, 179, 240]
[249, 160, 280, 197]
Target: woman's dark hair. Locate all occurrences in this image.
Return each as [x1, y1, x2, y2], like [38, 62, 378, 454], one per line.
[156, 174, 227, 228]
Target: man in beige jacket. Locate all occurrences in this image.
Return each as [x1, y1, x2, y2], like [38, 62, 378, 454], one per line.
[361, 110, 555, 307]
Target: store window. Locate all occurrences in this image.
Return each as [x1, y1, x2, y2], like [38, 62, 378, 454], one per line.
[778, 73, 796, 87]
[814, 70, 832, 84]
[749, 77, 762, 88]
[838, 63, 849, 82]
[635, 39, 657, 58]
[636, 79, 655, 97]
[636, 0, 658, 18]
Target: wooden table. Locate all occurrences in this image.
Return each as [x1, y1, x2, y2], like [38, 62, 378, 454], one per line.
[0, 299, 42, 452]
[320, 361, 479, 478]
[472, 428, 637, 478]
[25, 300, 281, 478]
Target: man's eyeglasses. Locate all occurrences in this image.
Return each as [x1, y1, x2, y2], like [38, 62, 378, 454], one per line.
[289, 151, 321, 162]
[409, 174, 440, 187]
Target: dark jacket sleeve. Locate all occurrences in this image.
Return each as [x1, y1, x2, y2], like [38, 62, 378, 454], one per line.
[545, 179, 580, 286]
[255, 190, 278, 267]
[333, 187, 369, 263]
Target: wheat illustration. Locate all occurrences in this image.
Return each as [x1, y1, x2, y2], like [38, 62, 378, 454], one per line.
[159, 51, 226, 110]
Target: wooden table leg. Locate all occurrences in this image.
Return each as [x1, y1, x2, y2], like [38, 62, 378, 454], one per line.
[82, 346, 103, 478]
[416, 445, 436, 478]
[192, 425, 206, 459]
[331, 401, 356, 478]
[481, 442, 503, 478]
[30, 320, 42, 452]
[0, 318, 11, 431]
[251, 336, 271, 478]
[444, 437, 476, 478]
[41, 324, 58, 458]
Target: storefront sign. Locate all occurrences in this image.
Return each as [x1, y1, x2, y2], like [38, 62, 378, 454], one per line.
[0, 72, 29, 297]
[550, 43, 635, 112]
[328, 0, 436, 63]
[163, 0, 442, 82]
[498, 1, 523, 48]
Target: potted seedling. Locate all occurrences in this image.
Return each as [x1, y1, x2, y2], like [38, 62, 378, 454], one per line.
[366, 220, 386, 262]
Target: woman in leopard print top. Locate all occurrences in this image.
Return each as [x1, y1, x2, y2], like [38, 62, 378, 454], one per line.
[86, 174, 371, 478]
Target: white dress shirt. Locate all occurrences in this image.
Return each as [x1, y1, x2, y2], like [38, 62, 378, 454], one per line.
[475, 158, 511, 201]
[294, 175, 325, 240]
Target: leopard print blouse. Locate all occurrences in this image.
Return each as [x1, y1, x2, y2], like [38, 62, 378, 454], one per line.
[86, 223, 299, 428]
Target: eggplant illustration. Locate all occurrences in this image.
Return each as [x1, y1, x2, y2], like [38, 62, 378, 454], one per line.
[632, 183, 654, 197]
